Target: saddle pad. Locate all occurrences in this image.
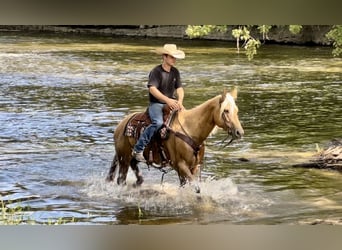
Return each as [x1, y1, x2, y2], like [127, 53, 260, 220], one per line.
[124, 112, 150, 139]
[124, 107, 175, 140]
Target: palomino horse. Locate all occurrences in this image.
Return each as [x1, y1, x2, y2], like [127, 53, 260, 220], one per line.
[106, 88, 244, 193]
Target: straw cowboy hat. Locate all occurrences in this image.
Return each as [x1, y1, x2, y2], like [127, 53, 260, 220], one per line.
[155, 44, 185, 59]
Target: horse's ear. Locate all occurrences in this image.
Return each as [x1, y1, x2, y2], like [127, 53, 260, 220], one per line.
[230, 87, 238, 100]
[220, 89, 228, 103]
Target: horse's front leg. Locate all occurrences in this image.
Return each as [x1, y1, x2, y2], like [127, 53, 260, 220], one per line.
[191, 164, 201, 182]
[130, 158, 144, 187]
[177, 161, 201, 193]
[178, 175, 187, 188]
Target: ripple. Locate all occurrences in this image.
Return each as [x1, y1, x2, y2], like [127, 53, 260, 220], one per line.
[0, 33, 341, 224]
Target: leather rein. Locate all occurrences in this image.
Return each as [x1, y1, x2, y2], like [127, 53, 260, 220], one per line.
[165, 103, 236, 155]
[167, 112, 203, 157]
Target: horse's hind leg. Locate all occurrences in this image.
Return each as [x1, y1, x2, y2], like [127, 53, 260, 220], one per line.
[106, 154, 119, 182]
[117, 159, 129, 185]
[130, 158, 144, 187]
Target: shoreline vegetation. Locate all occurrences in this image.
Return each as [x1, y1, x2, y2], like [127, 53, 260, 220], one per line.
[2, 25, 340, 60]
[1, 199, 75, 225]
[0, 25, 334, 45]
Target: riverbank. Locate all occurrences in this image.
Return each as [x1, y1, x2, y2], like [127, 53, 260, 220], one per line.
[0, 25, 333, 45]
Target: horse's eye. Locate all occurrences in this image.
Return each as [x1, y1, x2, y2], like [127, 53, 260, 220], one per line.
[224, 109, 229, 113]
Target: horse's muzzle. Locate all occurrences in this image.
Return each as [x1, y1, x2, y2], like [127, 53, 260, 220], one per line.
[229, 127, 244, 139]
[222, 113, 244, 140]
[234, 128, 244, 139]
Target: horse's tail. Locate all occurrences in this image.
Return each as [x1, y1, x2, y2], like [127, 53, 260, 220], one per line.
[107, 112, 140, 183]
[105, 154, 119, 182]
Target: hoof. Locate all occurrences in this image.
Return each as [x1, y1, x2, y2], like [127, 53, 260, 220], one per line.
[105, 175, 113, 182]
[136, 176, 144, 186]
[132, 176, 144, 188]
[133, 180, 144, 189]
[117, 178, 126, 186]
[132, 183, 140, 188]
[191, 181, 201, 194]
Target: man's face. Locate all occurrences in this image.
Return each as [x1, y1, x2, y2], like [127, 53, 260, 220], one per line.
[164, 54, 176, 66]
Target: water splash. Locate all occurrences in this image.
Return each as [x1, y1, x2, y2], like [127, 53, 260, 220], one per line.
[82, 172, 272, 223]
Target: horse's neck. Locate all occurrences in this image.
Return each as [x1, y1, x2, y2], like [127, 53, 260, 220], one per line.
[175, 96, 219, 144]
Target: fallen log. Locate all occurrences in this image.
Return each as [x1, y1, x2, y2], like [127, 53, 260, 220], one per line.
[293, 139, 342, 171]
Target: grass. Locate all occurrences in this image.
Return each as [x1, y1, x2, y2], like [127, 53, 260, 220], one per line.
[1, 199, 75, 225]
[1, 199, 28, 225]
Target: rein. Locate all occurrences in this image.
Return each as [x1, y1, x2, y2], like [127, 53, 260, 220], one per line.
[167, 112, 203, 157]
[172, 130, 203, 156]
[217, 134, 235, 148]
[219, 110, 236, 147]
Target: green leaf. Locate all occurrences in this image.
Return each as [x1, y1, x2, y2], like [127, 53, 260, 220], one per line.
[289, 25, 303, 35]
[326, 25, 342, 57]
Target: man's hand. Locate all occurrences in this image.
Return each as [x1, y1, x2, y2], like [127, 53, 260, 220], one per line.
[149, 86, 185, 111]
[166, 98, 181, 111]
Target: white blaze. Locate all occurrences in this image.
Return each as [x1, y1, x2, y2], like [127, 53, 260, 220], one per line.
[220, 93, 236, 116]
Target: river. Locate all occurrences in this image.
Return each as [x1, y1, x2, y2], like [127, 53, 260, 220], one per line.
[0, 31, 341, 224]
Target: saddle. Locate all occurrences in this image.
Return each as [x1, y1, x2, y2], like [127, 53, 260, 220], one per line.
[124, 105, 176, 166]
[124, 105, 174, 140]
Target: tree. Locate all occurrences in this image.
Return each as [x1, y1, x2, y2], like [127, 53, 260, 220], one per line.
[186, 25, 342, 61]
[326, 25, 342, 57]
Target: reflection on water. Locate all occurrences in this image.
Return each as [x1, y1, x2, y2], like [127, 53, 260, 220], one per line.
[0, 31, 342, 224]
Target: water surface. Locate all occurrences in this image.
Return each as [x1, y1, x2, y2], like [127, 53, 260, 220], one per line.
[0, 32, 341, 224]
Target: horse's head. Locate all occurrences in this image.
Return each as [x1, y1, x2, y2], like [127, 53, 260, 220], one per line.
[216, 88, 244, 140]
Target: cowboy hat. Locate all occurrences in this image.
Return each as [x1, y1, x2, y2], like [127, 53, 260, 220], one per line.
[155, 44, 185, 59]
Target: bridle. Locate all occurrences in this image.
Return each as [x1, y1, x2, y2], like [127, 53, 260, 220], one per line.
[219, 104, 236, 147]
[222, 111, 233, 134]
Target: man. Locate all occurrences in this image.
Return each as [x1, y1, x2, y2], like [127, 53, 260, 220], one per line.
[132, 44, 186, 162]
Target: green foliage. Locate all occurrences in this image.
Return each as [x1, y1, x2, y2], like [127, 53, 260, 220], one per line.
[1, 199, 25, 225]
[232, 26, 251, 41]
[257, 25, 272, 40]
[186, 25, 299, 60]
[185, 25, 228, 38]
[186, 25, 339, 60]
[47, 217, 76, 225]
[289, 25, 303, 35]
[231, 26, 261, 60]
[1, 199, 75, 225]
[245, 39, 261, 61]
[138, 206, 144, 218]
[326, 25, 342, 57]
[185, 25, 216, 38]
[187, 25, 267, 60]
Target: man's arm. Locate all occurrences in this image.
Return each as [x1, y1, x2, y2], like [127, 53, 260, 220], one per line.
[176, 87, 185, 110]
[149, 86, 182, 111]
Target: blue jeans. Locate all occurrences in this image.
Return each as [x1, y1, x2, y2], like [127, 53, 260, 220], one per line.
[134, 102, 164, 152]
